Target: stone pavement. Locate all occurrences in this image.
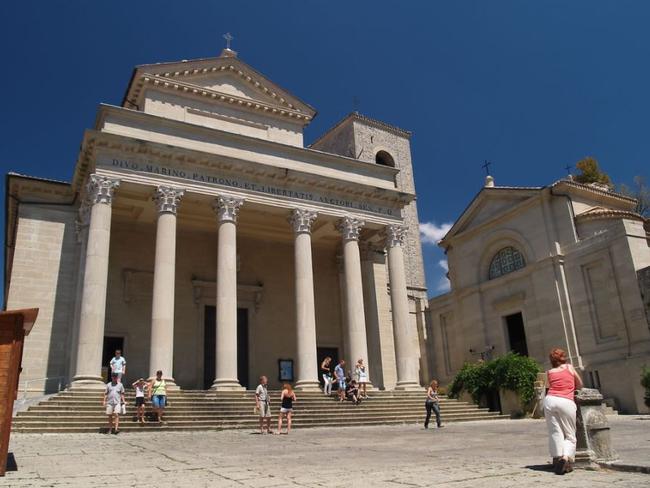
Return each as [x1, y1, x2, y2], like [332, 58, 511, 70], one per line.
[2, 417, 649, 487]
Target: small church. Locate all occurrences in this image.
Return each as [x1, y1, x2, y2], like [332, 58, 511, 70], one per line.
[427, 174, 650, 413]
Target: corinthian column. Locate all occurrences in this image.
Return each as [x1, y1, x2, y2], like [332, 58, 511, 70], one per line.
[386, 224, 420, 389]
[149, 186, 184, 386]
[211, 195, 244, 390]
[337, 216, 371, 386]
[290, 209, 320, 391]
[72, 174, 120, 389]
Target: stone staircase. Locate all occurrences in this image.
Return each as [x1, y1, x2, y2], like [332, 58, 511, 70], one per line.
[12, 389, 508, 433]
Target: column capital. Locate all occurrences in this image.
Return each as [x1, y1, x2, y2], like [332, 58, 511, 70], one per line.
[337, 216, 365, 241]
[87, 174, 120, 206]
[289, 208, 318, 234]
[154, 186, 185, 215]
[212, 195, 244, 223]
[385, 224, 409, 248]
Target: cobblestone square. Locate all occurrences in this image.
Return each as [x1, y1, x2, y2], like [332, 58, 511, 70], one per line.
[1, 417, 648, 487]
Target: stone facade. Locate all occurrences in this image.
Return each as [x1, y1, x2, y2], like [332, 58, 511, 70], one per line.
[6, 49, 428, 394]
[428, 178, 650, 413]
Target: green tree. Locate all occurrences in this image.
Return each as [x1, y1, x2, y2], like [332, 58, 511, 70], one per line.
[574, 156, 612, 186]
[619, 176, 650, 217]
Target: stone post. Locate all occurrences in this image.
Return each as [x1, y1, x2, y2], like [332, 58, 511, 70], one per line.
[71, 174, 120, 389]
[211, 195, 244, 390]
[574, 388, 618, 468]
[290, 209, 320, 391]
[337, 216, 371, 386]
[386, 224, 421, 390]
[148, 186, 184, 385]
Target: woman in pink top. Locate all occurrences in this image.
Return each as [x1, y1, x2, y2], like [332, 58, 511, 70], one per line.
[543, 348, 583, 475]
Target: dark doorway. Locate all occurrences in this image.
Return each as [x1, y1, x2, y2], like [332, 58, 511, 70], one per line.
[317, 347, 339, 387]
[203, 306, 249, 389]
[102, 336, 124, 382]
[505, 312, 528, 356]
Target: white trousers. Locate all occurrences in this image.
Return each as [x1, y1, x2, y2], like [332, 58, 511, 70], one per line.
[322, 375, 332, 395]
[543, 395, 577, 459]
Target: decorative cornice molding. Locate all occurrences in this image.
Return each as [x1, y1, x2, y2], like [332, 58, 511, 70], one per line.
[87, 174, 120, 206]
[337, 216, 365, 241]
[154, 186, 185, 215]
[213, 195, 244, 223]
[385, 224, 408, 248]
[289, 208, 318, 234]
[138, 75, 312, 124]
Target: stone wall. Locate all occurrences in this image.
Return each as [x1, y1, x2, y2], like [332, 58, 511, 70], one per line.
[7, 204, 79, 395]
[639, 266, 650, 327]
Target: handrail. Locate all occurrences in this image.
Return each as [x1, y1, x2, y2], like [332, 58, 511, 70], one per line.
[20, 376, 67, 400]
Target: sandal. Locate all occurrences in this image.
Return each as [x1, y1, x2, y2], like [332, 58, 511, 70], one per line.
[554, 457, 567, 475]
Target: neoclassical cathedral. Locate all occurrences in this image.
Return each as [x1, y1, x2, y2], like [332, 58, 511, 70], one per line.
[5, 46, 429, 394]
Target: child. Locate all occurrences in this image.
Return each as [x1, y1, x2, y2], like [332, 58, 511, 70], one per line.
[346, 380, 361, 405]
[132, 378, 148, 424]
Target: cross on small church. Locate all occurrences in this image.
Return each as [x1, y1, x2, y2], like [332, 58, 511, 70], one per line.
[223, 32, 234, 50]
[565, 164, 572, 175]
[482, 160, 493, 176]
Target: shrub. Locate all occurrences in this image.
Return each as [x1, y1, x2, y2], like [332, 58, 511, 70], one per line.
[642, 365, 650, 393]
[447, 353, 541, 404]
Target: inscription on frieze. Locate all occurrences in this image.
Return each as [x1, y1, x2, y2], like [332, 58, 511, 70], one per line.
[99, 156, 396, 217]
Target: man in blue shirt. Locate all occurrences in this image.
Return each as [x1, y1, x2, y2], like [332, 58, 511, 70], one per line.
[334, 359, 346, 402]
[109, 349, 126, 383]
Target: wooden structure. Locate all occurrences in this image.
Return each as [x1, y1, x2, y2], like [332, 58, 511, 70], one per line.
[0, 308, 38, 476]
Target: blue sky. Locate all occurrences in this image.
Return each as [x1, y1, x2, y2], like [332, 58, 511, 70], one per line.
[1, 1, 649, 298]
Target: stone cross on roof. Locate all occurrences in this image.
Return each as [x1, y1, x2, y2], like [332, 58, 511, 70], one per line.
[482, 160, 493, 176]
[223, 32, 234, 50]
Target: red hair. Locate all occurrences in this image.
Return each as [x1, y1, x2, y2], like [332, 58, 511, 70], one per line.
[283, 383, 293, 394]
[549, 348, 567, 368]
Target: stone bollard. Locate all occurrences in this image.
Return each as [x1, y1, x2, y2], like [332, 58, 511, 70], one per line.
[574, 388, 618, 469]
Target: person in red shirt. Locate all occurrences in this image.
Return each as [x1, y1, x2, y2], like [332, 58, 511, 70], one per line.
[543, 348, 583, 475]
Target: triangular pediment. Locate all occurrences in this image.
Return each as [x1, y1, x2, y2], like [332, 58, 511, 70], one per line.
[443, 188, 541, 241]
[123, 54, 316, 123]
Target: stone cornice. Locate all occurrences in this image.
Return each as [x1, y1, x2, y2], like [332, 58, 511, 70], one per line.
[93, 104, 400, 183]
[73, 124, 413, 211]
[123, 56, 316, 120]
[135, 74, 312, 125]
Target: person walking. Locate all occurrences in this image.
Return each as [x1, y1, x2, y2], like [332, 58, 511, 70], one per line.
[103, 372, 125, 434]
[109, 349, 126, 383]
[355, 359, 369, 399]
[544, 348, 583, 475]
[334, 359, 346, 402]
[277, 384, 297, 434]
[321, 357, 333, 396]
[149, 370, 168, 425]
[424, 379, 442, 429]
[255, 375, 272, 434]
[132, 378, 148, 424]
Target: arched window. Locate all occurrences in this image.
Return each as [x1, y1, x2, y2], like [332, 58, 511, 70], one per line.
[488, 246, 526, 280]
[375, 150, 395, 167]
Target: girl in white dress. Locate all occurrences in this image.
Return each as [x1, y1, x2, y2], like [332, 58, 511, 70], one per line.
[355, 359, 369, 399]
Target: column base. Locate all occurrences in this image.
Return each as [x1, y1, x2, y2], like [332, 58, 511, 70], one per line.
[394, 381, 423, 391]
[210, 379, 244, 391]
[70, 376, 106, 390]
[294, 380, 321, 392]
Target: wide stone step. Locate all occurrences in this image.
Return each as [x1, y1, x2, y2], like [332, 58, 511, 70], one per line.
[13, 413, 505, 428]
[14, 389, 501, 433]
[14, 409, 489, 423]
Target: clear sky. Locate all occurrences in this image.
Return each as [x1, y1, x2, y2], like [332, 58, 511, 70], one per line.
[1, 1, 649, 299]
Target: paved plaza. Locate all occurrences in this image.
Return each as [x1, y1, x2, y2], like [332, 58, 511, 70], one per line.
[2, 417, 649, 487]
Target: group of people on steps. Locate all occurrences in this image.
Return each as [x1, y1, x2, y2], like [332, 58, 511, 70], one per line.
[101, 346, 584, 476]
[102, 349, 168, 434]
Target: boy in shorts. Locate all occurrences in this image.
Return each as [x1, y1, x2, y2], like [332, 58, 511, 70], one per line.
[103, 372, 125, 434]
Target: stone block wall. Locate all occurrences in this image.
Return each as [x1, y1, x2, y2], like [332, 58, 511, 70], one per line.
[6, 204, 79, 395]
